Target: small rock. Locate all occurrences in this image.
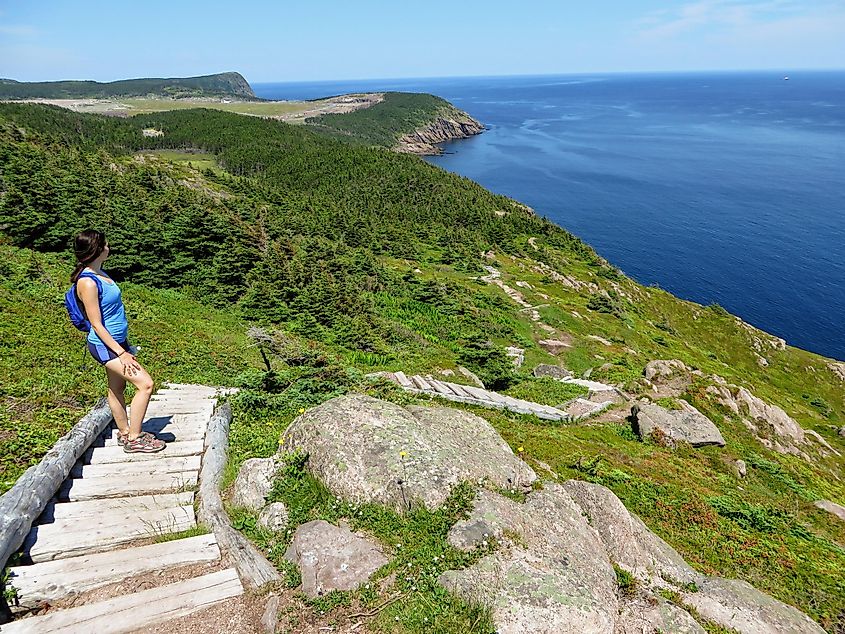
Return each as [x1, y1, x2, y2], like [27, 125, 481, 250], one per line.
[532, 364, 572, 379]
[814, 499, 845, 522]
[505, 346, 525, 368]
[538, 338, 572, 355]
[258, 502, 289, 532]
[582, 367, 593, 379]
[839, 426, 845, 438]
[736, 459, 747, 478]
[260, 593, 280, 634]
[458, 365, 485, 388]
[644, 359, 690, 382]
[231, 457, 278, 510]
[285, 520, 388, 598]
[439, 369, 455, 376]
[631, 402, 726, 448]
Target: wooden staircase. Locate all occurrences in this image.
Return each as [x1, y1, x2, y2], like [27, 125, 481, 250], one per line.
[4, 384, 244, 633]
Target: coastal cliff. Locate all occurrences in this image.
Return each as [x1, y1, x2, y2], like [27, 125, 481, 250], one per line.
[394, 108, 485, 155]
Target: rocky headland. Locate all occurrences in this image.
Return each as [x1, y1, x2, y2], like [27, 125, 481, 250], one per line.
[394, 107, 485, 155]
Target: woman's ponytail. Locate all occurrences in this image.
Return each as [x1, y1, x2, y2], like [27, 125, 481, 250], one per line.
[70, 230, 106, 283]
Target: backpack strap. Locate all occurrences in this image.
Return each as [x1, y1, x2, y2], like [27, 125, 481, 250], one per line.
[76, 271, 103, 312]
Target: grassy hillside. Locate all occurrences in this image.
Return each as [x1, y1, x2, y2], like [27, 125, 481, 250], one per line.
[0, 72, 255, 100]
[0, 103, 843, 630]
[305, 92, 468, 146]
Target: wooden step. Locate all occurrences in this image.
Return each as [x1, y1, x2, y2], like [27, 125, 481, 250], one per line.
[393, 371, 414, 388]
[38, 492, 194, 523]
[58, 471, 198, 501]
[10, 534, 220, 605]
[1, 568, 243, 633]
[71, 455, 202, 478]
[411, 375, 432, 391]
[86, 440, 205, 464]
[25, 505, 196, 562]
[102, 427, 206, 446]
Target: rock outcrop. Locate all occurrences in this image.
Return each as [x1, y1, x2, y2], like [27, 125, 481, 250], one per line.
[284, 520, 388, 598]
[441, 485, 618, 634]
[258, 502, 289, 532]
[394, 109, 484, 155]
[282, 394, 536, 512]
[533, 364, 572, 379]
[814, 499, 845, 522]
[631, 401, 726, 448]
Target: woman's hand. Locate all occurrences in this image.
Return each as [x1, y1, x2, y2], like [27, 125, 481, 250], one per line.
[120, 351, 141, 376]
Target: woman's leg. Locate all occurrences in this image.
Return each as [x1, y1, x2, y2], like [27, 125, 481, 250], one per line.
[105, 367, 129, 435]
[104, 357, 154, 441]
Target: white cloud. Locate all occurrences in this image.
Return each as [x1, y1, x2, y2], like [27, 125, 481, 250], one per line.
[635, 0, 826, 39]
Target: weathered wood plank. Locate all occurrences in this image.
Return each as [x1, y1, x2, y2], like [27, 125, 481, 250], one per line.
[58, 470, 198, 501]
[25, 505, 196, 562]
[38, 492, 194, 523]
[426, 379, 453, 396]
[1, 568, 243, 633]
[85, 440, 204, 464]
[71, 455, 201, 478]
[411, 375, 433, 391]
[0, 400, 113, 572]
[198, 403, 280, 589]
[393, 371, 414, 388]
[11, 534, 219, 606]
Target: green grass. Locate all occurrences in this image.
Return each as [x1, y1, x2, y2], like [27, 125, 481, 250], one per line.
[503, 376, 588, 406]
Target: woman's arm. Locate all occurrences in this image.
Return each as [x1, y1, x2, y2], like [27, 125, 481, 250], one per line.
[77, 278, 140, 374]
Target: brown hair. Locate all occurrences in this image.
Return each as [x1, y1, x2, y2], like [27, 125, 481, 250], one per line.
[70, 229, 106, 283]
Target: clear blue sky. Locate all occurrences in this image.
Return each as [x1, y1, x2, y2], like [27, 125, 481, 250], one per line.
[1, 1, 843, 83]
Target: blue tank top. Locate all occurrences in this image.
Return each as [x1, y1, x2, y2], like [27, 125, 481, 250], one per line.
[83, 269, 129, 346]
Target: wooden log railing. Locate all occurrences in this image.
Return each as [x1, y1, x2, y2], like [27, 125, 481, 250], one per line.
[198, 402, 280, 589]
[0, 399, 113, 574]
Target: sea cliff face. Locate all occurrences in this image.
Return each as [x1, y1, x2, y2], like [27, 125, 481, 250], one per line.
[395, 109, 485, 155]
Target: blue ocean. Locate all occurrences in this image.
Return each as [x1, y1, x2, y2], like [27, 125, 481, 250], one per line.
[254, 72, 845, 361]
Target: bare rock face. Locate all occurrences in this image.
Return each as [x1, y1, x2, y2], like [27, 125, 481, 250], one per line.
[643, 359, 695, 397]
[440, 484, 618, 634]
[562, 480, 702, 586]
[814, 499, 845, 522]
[284, 520, 388, 598]
[706, 383, 806, 454]
[631, 402, 726, 448]
[282, 395, 536, 512]
[616, 593, 706, 634]
[395, 110, 485, 155]
[736, 459, 748, 478]
[533, 364, 573, 379]
[258, 502, 289, 532]
[683, 577, 825, 634]
[230, 457, 278, 510]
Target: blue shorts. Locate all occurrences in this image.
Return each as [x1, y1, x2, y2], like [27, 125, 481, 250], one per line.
[87, 340, 130, 365]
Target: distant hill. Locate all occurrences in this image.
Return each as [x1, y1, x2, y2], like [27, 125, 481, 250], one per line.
[0, 72, 256, 100]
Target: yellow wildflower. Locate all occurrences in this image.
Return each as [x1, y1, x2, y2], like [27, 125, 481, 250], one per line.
[400, 451, 407, 458]
[298, 407, 306, 414]
[517, 446, 524, 453]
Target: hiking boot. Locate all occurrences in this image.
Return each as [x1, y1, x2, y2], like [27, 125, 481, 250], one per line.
[123, 434, 166, 453]
[117, 430, 156, 447]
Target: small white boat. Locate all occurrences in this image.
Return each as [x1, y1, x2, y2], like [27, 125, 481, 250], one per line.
[784, 76, 789, 81]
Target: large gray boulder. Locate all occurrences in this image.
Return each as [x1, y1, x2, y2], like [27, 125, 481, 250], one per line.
[440, 484, 618, 634]
[282, 395, 536, 512]
[562, 480, 702, 586]
[230, 457, 278, 510]
[683, 577, 826, 634]
[631, 401, 726, 448]
[284, 520, 388, 598]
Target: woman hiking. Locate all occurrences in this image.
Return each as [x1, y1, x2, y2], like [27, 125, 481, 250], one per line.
[71, 229, 166, 453]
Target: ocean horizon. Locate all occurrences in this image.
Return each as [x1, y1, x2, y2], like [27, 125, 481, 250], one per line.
[255, 71, 845, 362]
